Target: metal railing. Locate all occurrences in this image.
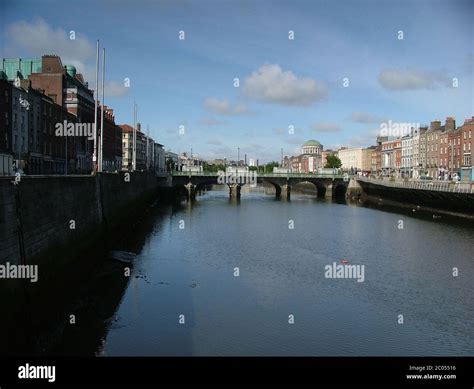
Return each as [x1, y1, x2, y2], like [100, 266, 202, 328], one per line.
[356, 176, 474, 193]
[172, 171, 351, 179]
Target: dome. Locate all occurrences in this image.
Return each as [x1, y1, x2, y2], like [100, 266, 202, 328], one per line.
[65, 65, 77, 77]
[303, 140, 322, 147]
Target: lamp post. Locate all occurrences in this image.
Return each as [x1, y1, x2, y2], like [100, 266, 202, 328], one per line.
[449, 141, 454, 178]
[18, 95, 30, 173]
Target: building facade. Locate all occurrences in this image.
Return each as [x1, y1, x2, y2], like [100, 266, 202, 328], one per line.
[338, 147, 372, 172]
[461, 117, 473, 181]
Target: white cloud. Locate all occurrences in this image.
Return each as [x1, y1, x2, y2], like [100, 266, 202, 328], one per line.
[105, 80, 129, 97]
[6, 18, 93, 72]
[199, 117, 225, 126]
[350, 112, 387, 124]
[206, 139, 223, 146]
[346, 128, 380, 147]
[6, 18, 127, 97]
[378, 68, 451, 90]
[243, 64, 328, 106]
[313, 122, 341, 132]
[284, 137, 306, 145]
[204, 97, 248, 116]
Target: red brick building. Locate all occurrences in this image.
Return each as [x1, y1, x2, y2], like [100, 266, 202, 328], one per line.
[100, 106, 122, 172]
[460, 117, 474, 181]
[370, 145, 382, 174]
[28, 56, 95, 172]
[0, 79, 13, 174]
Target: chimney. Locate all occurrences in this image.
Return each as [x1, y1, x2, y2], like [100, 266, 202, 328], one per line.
[430, 120, 441, 131]
[445, 117, 455, 131]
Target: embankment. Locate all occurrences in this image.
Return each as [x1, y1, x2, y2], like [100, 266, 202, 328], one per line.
[0, 171, 162, 267]
[0, 172, 175, 353]
[354, 179, 474, 218]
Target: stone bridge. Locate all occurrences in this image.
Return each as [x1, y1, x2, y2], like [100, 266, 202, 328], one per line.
[171, 172, 351, 200]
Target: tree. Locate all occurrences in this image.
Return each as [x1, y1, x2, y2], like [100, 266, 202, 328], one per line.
[264, 161, 279, 173]
[202, 162, 226, 172]
[324, 155, 342, 168]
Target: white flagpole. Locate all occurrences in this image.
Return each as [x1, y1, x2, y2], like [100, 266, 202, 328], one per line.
[99, 48, 105, 172]
[93, 40, 99, 172]
[133, 102, 137, 171]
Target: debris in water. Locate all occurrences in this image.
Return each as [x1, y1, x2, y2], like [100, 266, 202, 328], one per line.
[109, 250, 137, 263]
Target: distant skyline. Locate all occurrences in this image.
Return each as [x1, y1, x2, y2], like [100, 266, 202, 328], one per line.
[1, 0, 473, 162]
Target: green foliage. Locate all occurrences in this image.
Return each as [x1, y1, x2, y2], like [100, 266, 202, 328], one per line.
[203, 162, 226, 172]
[324, 155, 342, 168]
[264, 161, 279, 173]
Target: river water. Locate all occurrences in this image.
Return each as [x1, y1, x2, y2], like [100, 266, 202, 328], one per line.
[93, 188, 474, 356]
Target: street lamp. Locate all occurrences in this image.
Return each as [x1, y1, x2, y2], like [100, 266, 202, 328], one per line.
[449, 141, 454, 179]
[17, 95, 30, 173]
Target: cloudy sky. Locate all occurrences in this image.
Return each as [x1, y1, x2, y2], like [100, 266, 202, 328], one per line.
[1, 0, 473, 162]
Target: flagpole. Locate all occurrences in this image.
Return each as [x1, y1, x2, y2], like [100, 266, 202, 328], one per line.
[93, 40, 99, 172]
[99, 47, 105, 172]
[133, 102, 137, 171]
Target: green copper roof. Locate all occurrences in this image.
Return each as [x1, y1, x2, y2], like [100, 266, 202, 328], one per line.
[303, 139, 322, 147]
[1, 58, 42, 81]
[65, 64, 76, 77]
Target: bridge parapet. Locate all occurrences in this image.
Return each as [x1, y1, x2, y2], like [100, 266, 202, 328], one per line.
[356, 177, 474, 193]
[171, 171, 352, 200]
[172, 171, 351, 179]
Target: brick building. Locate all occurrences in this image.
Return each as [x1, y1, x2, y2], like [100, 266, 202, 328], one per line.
[460, 117, 473, 181]
[1, 56, 97, 173]
[0, 79, 13, 174]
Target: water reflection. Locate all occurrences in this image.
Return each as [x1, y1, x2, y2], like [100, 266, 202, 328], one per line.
[3, 187, 472, 356]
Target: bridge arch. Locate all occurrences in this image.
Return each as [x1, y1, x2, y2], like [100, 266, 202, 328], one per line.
[290, 179, 327, 198]
[333, 183, 347, 199]
[261, 180, 283, 197]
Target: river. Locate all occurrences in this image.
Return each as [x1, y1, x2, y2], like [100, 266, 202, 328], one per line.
[92, 187, 474, 356]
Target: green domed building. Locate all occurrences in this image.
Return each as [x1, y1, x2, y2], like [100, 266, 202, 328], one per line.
[302, 139, 323, 155]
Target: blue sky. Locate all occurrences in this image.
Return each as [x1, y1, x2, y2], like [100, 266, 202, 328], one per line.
[1, 0, 473, 162]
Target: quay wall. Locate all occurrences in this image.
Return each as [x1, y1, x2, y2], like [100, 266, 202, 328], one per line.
[0, 172, 160, 266]
[356, 179, 474, 215]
